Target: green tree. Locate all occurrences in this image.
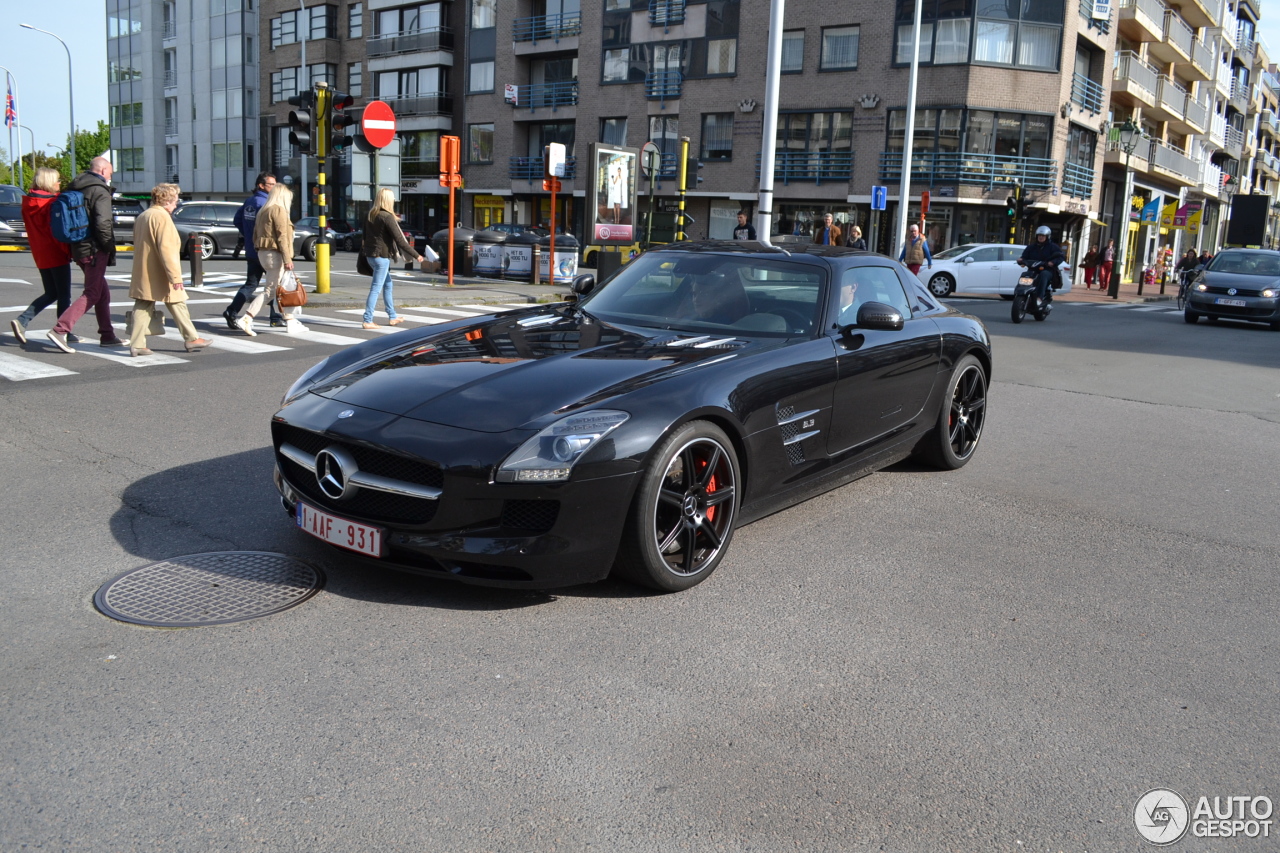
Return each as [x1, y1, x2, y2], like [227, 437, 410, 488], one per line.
[46, 120, 112, 180]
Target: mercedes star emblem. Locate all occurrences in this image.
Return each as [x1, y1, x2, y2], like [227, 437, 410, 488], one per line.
[315, 448, 352, 500]
[338, 410, 355, 419]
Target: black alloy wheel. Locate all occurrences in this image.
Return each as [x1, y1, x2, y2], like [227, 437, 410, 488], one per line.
[615, 421, 739, 592]
[917, 354, 988, 470]
[1011, 292, 1028, 323]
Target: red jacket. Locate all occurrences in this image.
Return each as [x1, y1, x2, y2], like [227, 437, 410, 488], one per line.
[22, 190, 72, 270]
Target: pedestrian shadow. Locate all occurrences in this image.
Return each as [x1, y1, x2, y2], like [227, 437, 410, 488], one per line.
[109, 448, 642, 611]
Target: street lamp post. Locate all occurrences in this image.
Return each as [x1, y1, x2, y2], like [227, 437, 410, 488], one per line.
[1108, 119, 1141, 299]
[19, 126, 36, 178]
[20, 25, 75, 174]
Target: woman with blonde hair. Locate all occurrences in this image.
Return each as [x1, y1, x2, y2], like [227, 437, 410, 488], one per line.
[126, 183, 211, 356]
[11, 167, 74, 343]
[361, 187, 425, 329]
[238, 183, 295, 336]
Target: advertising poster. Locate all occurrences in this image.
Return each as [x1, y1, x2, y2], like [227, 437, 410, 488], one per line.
[589, 143, 638, 245]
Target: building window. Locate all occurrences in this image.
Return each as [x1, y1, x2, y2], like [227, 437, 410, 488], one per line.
[893, 0, 975, 65]
[192, 144, 199, 169]
[820, 25, 859, 71]
[473, 0, 495, 29]
[1066, 124, 1096, 167]
[401, 130, 440, 177]
[272, 11, 297, 47]
[211, 36, 244, 68]
[310, 5, 338, 39]
[600, 117, 628, 146]
[348, 62, 363, 97]
[378, 3, 443, 35]
[777, 111, 854, 154]
[649, 115, 680, 159]
[706, 39, 737, 75]
[212, 142, 244, 168]
[308, 63, 338, 87]
[212, 89, 243, 119]
[469, 123, 494, 163]
[603, 48, 629, 82]
[107, 14, 143, 38]
[117, 148, 145, 171]
[166, 145, 179, 177]
[701, 113, 733, 160]
[470, 61, 495, 93]
[271, 68, 300, 103]
[781, 30, 804, 73]
[970, 0, 1062, 71]
[886, 108, 964, 153]
[348, 3, 363, 38]
[378, 67, 447, 98]
[110, 103, 144, 127]
[109, 61, 143, 83]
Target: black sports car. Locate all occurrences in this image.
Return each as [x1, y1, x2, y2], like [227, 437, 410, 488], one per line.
[271, 242, 992, 591]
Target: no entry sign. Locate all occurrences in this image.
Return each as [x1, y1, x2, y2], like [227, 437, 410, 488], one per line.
[361, 100, 397, 149]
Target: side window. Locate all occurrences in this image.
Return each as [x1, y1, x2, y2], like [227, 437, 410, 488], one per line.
[216, 206, 239, 224]
[840, 266, 912, 323]
[180, 204, 206, 221]
[969, 247, 1000, 262]
[1000, 245, 1024, 261]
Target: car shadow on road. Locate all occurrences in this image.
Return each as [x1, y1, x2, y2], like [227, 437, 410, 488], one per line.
[110, 447, 646, 612]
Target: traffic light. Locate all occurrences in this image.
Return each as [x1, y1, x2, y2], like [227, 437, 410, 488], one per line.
[287, 89, 316, 156]
[685, 158, 705, 189]
[1005, 193, 1017, 220]
[327, 89, 357, 155]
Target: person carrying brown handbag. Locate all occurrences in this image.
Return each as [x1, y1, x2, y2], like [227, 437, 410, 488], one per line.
[237, 184, 295, 336]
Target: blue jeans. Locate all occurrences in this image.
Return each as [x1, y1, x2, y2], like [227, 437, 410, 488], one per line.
[363, 257, 396, 323]
[17, 264, 73, 326]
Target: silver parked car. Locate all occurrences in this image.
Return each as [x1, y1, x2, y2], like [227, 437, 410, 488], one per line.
[1184, 248, 1280, 330]
[173, 200, 334, 261]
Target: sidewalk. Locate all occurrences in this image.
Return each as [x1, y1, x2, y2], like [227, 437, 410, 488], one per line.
[1058, 276, 1177, 304]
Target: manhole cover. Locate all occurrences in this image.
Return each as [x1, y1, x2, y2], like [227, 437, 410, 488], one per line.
[95, 551, 325, 627]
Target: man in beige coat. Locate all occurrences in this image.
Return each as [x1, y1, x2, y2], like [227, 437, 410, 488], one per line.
[127, 183, 210, 356]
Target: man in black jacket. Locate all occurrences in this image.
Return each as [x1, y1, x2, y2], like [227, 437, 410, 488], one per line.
[46, 157, 124, 352]
[1017, 225, 1066, 305]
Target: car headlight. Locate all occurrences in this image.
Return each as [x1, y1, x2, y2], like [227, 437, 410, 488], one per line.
[1262, 287, 1278, 298]
[1196, 283, 1208, 291]
[497, 410, 630, 483]
[282, 357, 332, 405]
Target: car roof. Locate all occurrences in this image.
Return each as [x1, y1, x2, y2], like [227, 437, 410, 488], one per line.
[649, 240, 891, 265]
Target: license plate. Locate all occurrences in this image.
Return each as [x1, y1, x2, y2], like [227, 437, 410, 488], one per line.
[1215, 297, 1247, 307]
[296, 501, 384, 557]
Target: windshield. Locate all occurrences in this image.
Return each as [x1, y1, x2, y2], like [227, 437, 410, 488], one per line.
[580, 252, 826, 337]
[0, 186, 22, 205]
[1207, 252, 1280, 276]
[935, 244, 978, 260]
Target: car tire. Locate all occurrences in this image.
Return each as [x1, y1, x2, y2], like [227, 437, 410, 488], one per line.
[926, 272, 954, 297]
[999, 294, 1014, 301]
[916, 353, 987, 471]
[1184, 307, 1199, 323]
[1011, 292, 1028, 323]
[344, 236, 356, 252]
[195, 234, 215, 261]
[1270, 321, 1280, 331]
[614, 420, 740, 592]
[302, 236, 317, 262]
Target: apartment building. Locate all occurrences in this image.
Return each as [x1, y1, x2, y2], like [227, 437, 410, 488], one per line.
[107, 0, 261, 199]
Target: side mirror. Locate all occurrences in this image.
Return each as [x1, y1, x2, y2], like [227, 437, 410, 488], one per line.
[962, 256, 973, 264]
[855, 301, 905, 332]
[571, 273, 596, 295]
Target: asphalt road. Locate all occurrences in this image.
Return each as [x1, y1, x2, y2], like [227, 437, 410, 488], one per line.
[2, 251, 1278, 851]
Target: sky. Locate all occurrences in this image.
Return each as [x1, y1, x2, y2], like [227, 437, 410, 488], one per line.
[0, 5, 109, 164]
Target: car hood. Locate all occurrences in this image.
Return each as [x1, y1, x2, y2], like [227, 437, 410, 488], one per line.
[1204, 270, 1280, 289]
[309, 310, 770, 432]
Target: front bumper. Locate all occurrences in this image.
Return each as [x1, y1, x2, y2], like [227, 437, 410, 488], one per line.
[1187, 291, 1280, 323]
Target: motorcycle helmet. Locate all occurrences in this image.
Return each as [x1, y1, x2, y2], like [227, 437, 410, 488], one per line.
[1035, 225, 1052, 237]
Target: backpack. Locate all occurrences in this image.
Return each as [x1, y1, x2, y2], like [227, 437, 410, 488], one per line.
[50, 190, 90, 244]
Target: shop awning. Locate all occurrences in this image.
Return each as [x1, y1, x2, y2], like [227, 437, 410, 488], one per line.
[1089, 218, 1108, 227]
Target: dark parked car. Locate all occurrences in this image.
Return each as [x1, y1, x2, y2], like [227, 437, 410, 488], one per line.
[173, 201, 332, 261]
[0, 184, 26, 248]
[112, 197, 148, 245]
[297, 217, 358, 252]
[1184, 248, 1280, 330]
[271, 242, 993, 591]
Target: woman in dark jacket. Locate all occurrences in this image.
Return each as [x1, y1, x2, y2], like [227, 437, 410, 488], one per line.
[361, 188, 425, 329]
[11, 168, 73, 344]
[845, 224, 867, 251]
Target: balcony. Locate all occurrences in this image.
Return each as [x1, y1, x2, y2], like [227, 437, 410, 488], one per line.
[1257, 149, 1280, 178]
[162, 20, 176, 39]
[1117, 0, 1164, 43]
[1225, 124, 1245, 158]
[163, 70, 177, 89]
[367, 27, 454, 58]
[1201, 160, 1222, 195]
[1062, 161, 1097, 198]
[878, 150, 1056, 190]
[649, 0, 686, 29]
[1112, 51, 1158, 108]
[645, 70, 682, 107]
[1071, 72, 1105, 114]
[1104, 134, 1150, 170]
[1149, 11, 1193, 64]
[1147, 139, 1199, 184]
[1188, 37, 1213, 80]
[1183, 95, 1210, 133]
[1152, 75, 1189, 123]
[508, 155, 578, 182]
[164, 118, 177, 137]
[380, 92, 453, 117]
[1208, 113, 1226, 147]
[512, 11, 581, 45]
[508, 81, 578, 113]
[1230, 79, 1250, 113]
[755, 151, 854, 185]
[1260, 109, 1280, 138]
[1078, 0, 1111, 37]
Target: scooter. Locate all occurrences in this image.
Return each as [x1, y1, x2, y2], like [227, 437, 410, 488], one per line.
[1011, 261, 1059, 324]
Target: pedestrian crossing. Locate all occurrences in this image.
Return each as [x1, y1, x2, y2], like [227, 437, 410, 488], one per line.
[0, 301, 536, 384]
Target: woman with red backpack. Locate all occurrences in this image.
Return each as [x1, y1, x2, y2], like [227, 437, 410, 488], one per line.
[9, 168, 74, 344]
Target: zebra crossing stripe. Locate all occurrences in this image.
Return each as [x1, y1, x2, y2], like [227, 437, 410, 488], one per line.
[397, 305, 488, 317]
[332, 310, 447, 327]
[66, 341, 188, 367]
[136, 322, 294, 354]
[293, 314, 402, 334]
[252, 325, 367, 346]
[0, 351, 78, 381]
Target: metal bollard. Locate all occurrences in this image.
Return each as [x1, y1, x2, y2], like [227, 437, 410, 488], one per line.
[187, 233, 203, 288]
[531, 244, 541, 285]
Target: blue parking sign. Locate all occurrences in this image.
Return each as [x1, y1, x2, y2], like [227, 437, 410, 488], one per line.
[871, 186, 887, 211]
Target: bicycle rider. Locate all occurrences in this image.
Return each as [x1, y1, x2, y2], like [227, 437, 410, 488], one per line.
[1017, 225, 1065, 304]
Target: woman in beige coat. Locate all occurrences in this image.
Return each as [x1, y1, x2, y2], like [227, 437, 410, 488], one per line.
[127, 183, 211, 357]
[239, 184, 296, 336]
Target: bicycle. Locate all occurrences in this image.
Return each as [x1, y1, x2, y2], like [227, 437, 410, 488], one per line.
[1176, 269, 1198, 310]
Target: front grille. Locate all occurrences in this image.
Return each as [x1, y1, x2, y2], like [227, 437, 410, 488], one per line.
[1204, 303, 1273, 318]
[273, 422, 441, 526]
[1204, 285, 1265, 297]
[501, 500, 560, 532]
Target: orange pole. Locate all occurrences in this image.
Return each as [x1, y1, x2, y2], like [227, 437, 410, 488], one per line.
[549, 184, 556, 286]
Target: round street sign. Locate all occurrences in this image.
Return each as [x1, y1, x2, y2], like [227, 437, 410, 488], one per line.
[640, 141, 662, 178]
[362, 100, 397, 149]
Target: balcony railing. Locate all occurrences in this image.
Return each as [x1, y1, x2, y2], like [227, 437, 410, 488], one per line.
[1261, 109, 1280, 136]
[756, 151, 854, 185]
[380, 92, 453, 117]
[163, 70, 177, 88]
[1162, 12, 1193, 55]
[1158, 75, 1188, 115]
[645, 70, 682, 106]
[1078, 0, 1111, 34]
[367, 27, 453, 57]
[509, 155, 578, 182]
[164, 118, 177, 136]
[162, 20, 176, 39]
[1148, 139, 1198, 180]
[1229, 79, 1250, 112]
[1225, 125, 1245, 156]
[512, 11, 581, 43]
[1114, 51, 1158, 98]
[878, 150, 1057, 190]
[509, 81, 579, 111]
[1119, 0, 1165, 26]
[1190, 37, 1213, 75]
[1201, 160, 1222, 194]
[1184, 95, 1210, 130]
[1071, 72, 1105, 114]
[649, 0, 686, 29]
[1210, 114, 1226, 145]
[1062, 161, 1096, 198]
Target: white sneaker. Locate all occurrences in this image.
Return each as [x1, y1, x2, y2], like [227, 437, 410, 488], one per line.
[285, 318, 308, 334]
[236, 315, 257, 336]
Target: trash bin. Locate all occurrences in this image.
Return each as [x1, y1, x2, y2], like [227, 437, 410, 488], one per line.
[503, 230, 540, 281]
[537, 233, 580, 285]
[431, 226, 478, 277]
[473, 229, 507, 278]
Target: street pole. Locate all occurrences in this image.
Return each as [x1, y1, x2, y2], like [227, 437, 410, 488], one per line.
[315, 82, 330, 294]
[19, 25, 74, 173]
[754, 0, 785, 246]
[1109, 122, 1140, 299]
[676, 136, 689, 240]
[298, 0, 308, 218]
[20, 126, 36, 178]
[893, 0, 925, 258]
[0, 67, 20, 188]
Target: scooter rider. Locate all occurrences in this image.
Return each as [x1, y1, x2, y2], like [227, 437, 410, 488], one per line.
[1017, 225, 1065, 304]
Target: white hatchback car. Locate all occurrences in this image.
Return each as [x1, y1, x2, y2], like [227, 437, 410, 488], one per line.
[917, 243, 1073, 297]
